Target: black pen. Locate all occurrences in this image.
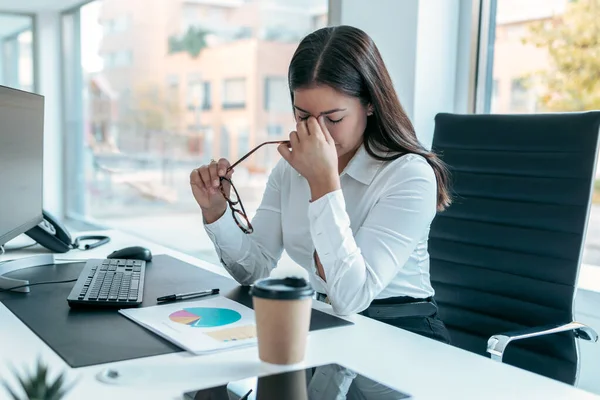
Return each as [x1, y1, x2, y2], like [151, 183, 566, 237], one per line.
[157, 288, 219, 303]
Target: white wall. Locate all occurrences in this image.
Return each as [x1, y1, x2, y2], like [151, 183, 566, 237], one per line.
[339, 0, 419, 119]
[413, 0, 460, 149]
[454, 0, 477, 113]
[338, 0, 468, 150]
[36, 11, 63, 217]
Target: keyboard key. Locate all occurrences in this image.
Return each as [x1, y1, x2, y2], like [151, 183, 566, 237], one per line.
[131, 280, 139, 289]
[102, 260, 110, 265]
[126, 260, 134, 266]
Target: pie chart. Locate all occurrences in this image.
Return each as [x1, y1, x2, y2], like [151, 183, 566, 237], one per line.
[169, 307, 242, 328]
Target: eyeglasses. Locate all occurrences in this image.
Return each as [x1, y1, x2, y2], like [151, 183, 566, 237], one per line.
[220, 140, 290, 234]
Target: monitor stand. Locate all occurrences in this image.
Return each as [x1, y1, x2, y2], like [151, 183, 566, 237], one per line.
[0, 255, 55, 293]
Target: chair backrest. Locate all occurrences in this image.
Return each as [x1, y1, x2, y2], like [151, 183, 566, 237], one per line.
[429, 112, 600, 384]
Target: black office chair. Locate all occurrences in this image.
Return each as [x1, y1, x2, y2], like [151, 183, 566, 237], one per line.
[429, 112, 600, 384]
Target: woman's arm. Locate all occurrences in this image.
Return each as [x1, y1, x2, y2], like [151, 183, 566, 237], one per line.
[203, 161, 285, 285]
[310, 157, 437, 315]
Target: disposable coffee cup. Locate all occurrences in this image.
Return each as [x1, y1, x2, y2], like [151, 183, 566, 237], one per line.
[250, 277, 315, 365]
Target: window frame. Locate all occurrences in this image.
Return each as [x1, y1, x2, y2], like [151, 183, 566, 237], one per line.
[0, 11, 38, 93]
[473, 0, 497, 114]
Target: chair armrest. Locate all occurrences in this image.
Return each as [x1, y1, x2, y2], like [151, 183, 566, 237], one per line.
[487, 322, 598, 362]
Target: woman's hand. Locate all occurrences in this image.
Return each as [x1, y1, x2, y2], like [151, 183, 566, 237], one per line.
[278, 116, 340, 201]
[190, 159, 234, 224]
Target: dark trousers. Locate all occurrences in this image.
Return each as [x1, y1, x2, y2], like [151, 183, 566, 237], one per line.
[369, 313, 451, 344]
[361, 297, 452, 344]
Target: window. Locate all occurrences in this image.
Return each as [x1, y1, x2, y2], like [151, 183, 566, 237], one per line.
[477, 0, 600, 267]
[204, 127, 214, 163]
[187, 74, 201, 109]
[0, 14, 34, 92]
[223, 78, 246, 109]
[220, 126, 230, 159]
[166, 74, 180, 103]
[264, 76, 291, 112]
[237, 127, 250, 157]
[65, 0, 328, 265]
[187, 75, 211, 110]
[509, 77, 530, 112]
[202, 81, 211, 110]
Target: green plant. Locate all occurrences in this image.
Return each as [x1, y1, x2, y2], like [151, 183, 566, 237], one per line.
[522, 0, 600, 112]
[2, 359, 74, 400]
[168, 27, 210, 58]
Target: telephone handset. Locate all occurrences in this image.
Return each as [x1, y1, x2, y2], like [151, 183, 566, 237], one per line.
[25, 210, 110, 253]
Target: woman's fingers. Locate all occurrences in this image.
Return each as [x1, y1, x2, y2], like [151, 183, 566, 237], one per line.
[289, 130, 300, 148]
[190, 168, 203, 189]
[207, 160, 220, 191]
[307, 116, 325, 141]
[278, 142, 292, 162]
[217, 158, 231, 177]
[317, 116, 334, 143]
[296, 119, 309, 139]
[198, 166, 212, 192]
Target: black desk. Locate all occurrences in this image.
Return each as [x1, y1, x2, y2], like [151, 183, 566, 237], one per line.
[0, 255, 352, 367]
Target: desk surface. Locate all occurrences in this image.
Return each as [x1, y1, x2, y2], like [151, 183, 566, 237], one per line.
[1, 230, 598, 400]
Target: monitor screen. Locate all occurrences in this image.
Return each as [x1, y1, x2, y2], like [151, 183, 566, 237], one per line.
[0, 85, 44, 247]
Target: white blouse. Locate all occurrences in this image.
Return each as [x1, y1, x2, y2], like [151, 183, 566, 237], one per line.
[204, 145, 437, 316]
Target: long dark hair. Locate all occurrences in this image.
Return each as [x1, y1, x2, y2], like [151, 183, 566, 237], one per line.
[288, 25, 451, 211]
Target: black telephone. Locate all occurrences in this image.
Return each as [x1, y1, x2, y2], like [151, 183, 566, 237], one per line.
[25, 210, 110, 253]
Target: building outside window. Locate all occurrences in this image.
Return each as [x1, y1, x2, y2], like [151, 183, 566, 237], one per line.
[65, 0, 328, 264]
[480, 0, 600, 266]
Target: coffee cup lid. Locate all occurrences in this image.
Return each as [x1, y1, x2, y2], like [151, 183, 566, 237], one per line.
[250, 277, 315, 300]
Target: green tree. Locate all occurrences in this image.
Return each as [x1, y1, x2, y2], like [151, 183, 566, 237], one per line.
[522, 0, 600, 111]
[168, 27, 209, 58]
[126, 82, 182, 133]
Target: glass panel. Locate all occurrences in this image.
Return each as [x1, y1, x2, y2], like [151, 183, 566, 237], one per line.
[72, 0, 328, 263]
[484, 0, 600, 266]
[223, 78, 246, 108]
[0, 14, 34, 92]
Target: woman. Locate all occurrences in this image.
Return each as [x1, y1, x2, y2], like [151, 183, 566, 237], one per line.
[190, 25, 452, 343]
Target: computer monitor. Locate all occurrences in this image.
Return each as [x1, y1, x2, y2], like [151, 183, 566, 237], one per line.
[0, 85, 44, 247]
